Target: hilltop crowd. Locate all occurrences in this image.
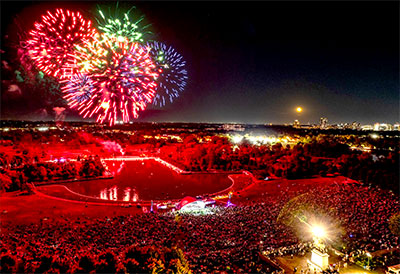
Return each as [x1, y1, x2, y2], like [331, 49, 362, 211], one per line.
[1, 182, 398, 273]
[0, 126, 398, 272]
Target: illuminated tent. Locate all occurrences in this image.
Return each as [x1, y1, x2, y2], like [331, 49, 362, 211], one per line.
[176, 196, 205, 212]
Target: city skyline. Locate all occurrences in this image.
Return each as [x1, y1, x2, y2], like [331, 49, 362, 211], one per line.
[1, 1, 399, 125]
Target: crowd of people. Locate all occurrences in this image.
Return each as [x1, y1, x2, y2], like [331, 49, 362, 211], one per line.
[1, 182, 398, 273]
[1, 125, 399, 273]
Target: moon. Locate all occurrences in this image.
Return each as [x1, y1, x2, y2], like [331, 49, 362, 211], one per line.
[296, 106, 303, 113]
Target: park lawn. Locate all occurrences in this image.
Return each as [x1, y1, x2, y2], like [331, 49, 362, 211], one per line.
[0, 193, 143, 229]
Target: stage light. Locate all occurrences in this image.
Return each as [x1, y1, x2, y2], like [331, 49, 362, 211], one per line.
[311, 224, 327, 239]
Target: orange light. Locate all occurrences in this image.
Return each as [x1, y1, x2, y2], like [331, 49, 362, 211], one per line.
[296, 107, 303, 113]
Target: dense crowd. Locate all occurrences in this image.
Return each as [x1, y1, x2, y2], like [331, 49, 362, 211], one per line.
[0, 125, 399, 272]
[280, 183, 399, 252]
[1, 182, 398, 273]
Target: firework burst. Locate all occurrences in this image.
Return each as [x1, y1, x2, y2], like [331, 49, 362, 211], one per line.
[63, 37, 159, 125]
[60, 72, 94, 109]
[95, 4, 151, 44]
[146, 41, 188, 107]
[18, 5, 188, 125]
[62, 33, 110, 77]
[26, 9, 98, 78]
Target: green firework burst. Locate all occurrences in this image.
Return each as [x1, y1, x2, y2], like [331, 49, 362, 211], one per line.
[95, 4, 152, 44]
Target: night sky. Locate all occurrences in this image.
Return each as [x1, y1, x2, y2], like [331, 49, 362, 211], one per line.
[1, 1, 399, 125]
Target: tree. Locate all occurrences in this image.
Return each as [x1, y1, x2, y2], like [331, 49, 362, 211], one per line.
[0, 173, 13, 192]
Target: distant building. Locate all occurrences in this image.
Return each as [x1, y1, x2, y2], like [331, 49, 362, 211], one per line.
[351, 121, 361, 130]
[374, 123, 393, 131]
[320, 117, 328, 129]
[361, 125, 373, 131]
[394, 123, 400, 131]
[223, 124, 245, 132]
[335, 123, 352, 129]
[293, 120, 300, 128]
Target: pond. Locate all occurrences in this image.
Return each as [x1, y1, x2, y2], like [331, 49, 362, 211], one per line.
[62, 159, 233, 201]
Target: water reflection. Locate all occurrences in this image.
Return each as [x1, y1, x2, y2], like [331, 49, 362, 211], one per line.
[64, 160, 231, 201]
[100, 185, 139, 201]
[123, 187, 139, 201]
[106, 161, 125, 176]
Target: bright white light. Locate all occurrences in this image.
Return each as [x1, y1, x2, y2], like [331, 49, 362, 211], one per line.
[311, 225, 327, 238]
[180, 200, 206, 212]
[231, 135, 243, 144]
[247, 135, 276, 145]
[370, 134, 379, 139]
[37, 127, 49, 131]
[101, 101, 110, 109]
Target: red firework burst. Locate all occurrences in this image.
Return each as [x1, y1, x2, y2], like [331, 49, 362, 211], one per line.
[26, 9, 98, 78]
[62, 38, 159, 126]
